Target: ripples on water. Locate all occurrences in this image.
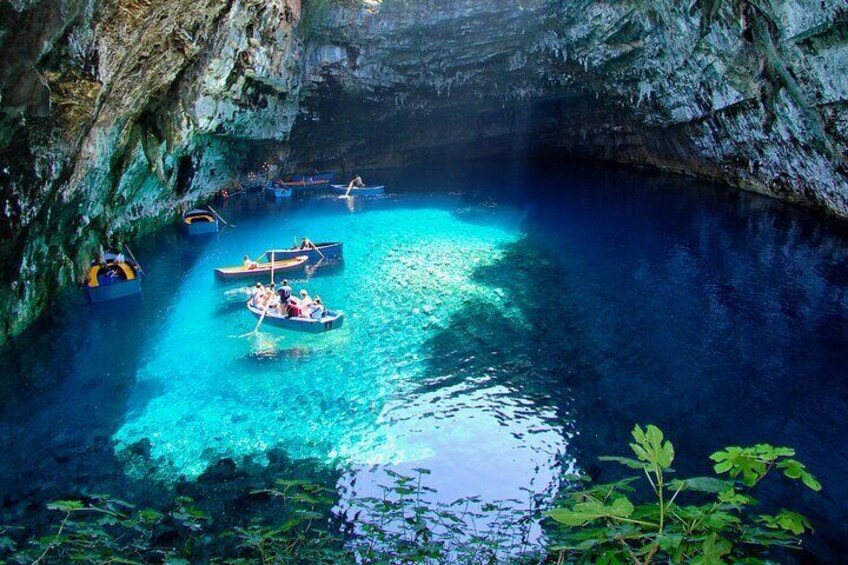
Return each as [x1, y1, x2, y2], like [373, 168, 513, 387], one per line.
[0, 160, 847, 560]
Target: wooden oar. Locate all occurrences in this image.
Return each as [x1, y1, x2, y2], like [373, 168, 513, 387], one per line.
[208, 205, 235, 228]
[306, 237, 326, 261]
[254, 303, 268, 333]
[124, 245, 147, 278]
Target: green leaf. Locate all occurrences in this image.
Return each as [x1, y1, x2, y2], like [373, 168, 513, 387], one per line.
[47, 500, 85, 512]
[657, 533, 683, 551]
[630, 425, 674, 470]
[666, 477, 733, 493]
[547, 497, 636, 527]
[717, 488, 754, 507]
[759, 510, 812, 535]
[691, 533, 731, 564]
[598, 456, 647, 470]
[777, 459, 822, 491]
[709, 447, 767, 486]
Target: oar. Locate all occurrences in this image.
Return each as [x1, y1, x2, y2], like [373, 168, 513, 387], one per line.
[254, 303, 268, 333]
[124, 244, 147, 278]
[208, 205, 235, 228]
[306, 237, 325, 261]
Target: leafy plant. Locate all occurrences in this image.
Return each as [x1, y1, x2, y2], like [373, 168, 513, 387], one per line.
[545, 424, 821, 564]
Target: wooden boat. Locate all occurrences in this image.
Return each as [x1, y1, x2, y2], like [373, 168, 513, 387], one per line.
[330, 184, 385, 196]
[265, 183, 292, 199]
[247, 302, 344, 333]
[266, 242, 343, 263]
[182, 209, 219, 235]
[281, 177, 331, 190]
[85, 253, 142, 303]
[214, 255, 309, 280]
[290, 172, 335, 182]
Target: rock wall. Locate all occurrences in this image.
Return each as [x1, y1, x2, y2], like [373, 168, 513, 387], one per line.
[0, 0, 302, 341]
[292, 0, 847, 212]
[0, 0, 846, 341]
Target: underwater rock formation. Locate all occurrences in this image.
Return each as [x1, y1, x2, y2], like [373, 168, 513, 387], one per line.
[1, 0, 846, 341]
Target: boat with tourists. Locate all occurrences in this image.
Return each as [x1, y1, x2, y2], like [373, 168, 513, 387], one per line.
[247, 301, 344, 333]
[182, 209, 219, 235]
[267, 240, 343, 263]
[214, 254, 309, 280]
[85, 252, 143, 303]
[330, 184, 385, 197]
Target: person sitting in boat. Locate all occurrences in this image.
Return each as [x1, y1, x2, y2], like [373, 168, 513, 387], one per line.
[286, 296, 303, 318]
[250, 283, 264, 307]
[277, 279, 293, 302]
[243, 255, 259, 270]
[308, 296, 325, 320]
[114, 252, 126, 264]
[266, 287, 281, 311]
[299, 237, 310, 250]
[298, 289, 313, 309]
[347, 175, 365, 189]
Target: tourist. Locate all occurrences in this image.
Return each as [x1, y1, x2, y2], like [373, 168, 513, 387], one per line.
[250, 283, 264, 307]
[299, 289, 312, 309]
[286, 297, 303, 318]
[114, 252, 126, 264]
[266, 285, 280, 310]
[344, 175, 364, 198]
[309, 296, 325, 320]
[243, 255, 258, 270]
[278, 279, 293, 302]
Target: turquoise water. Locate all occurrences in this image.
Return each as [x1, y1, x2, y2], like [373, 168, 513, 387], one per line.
[2, 162, 848, 560]
[113, 199, 564, 493]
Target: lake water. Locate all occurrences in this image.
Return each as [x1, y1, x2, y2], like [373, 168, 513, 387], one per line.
[1, 160, 847, 561]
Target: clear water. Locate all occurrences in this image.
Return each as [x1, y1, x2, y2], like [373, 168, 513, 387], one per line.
[1, 160, 847, 561]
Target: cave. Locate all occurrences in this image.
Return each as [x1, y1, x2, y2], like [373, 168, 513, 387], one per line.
[0, 0, 847, 562]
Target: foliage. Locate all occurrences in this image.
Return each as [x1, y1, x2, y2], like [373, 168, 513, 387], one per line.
[545, 425, 821, 565]
[0, 470, 542, 564]
[0, 426, 822, 564]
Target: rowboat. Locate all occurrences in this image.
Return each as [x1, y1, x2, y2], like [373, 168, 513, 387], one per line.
[330, 184, 385, 196]
[265, 183, 292, 199]
[182, 209, 219, 235]
[266, 242, 343, 262]
[214, 255, 309, 280]
[281, 178, 330, 190]
[247, 302, 344, 333]
[290, 172, 335, 182]
[85, 253, 142, 303]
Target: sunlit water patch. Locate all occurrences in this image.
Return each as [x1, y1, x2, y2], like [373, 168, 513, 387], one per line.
[113, 202, 528, 480]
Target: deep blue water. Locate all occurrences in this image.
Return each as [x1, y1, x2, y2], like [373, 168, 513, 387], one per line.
[1, 159, 847, 561]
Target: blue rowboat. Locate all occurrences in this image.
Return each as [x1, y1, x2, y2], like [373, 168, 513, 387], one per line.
[282, 178, 330, 190]
[85, 253, 142, 303]
[266, 242, 343, 263]
[290, 172, 335, 182]
[247, 302, 344, 333]
[182, 209, 219, 235]
[214, 255, 308, 280]
[266, 184, 292, 199]
[330, 184, 384, 196]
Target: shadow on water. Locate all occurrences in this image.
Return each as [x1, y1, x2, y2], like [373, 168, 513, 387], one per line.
[415, 164, 848, 562]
